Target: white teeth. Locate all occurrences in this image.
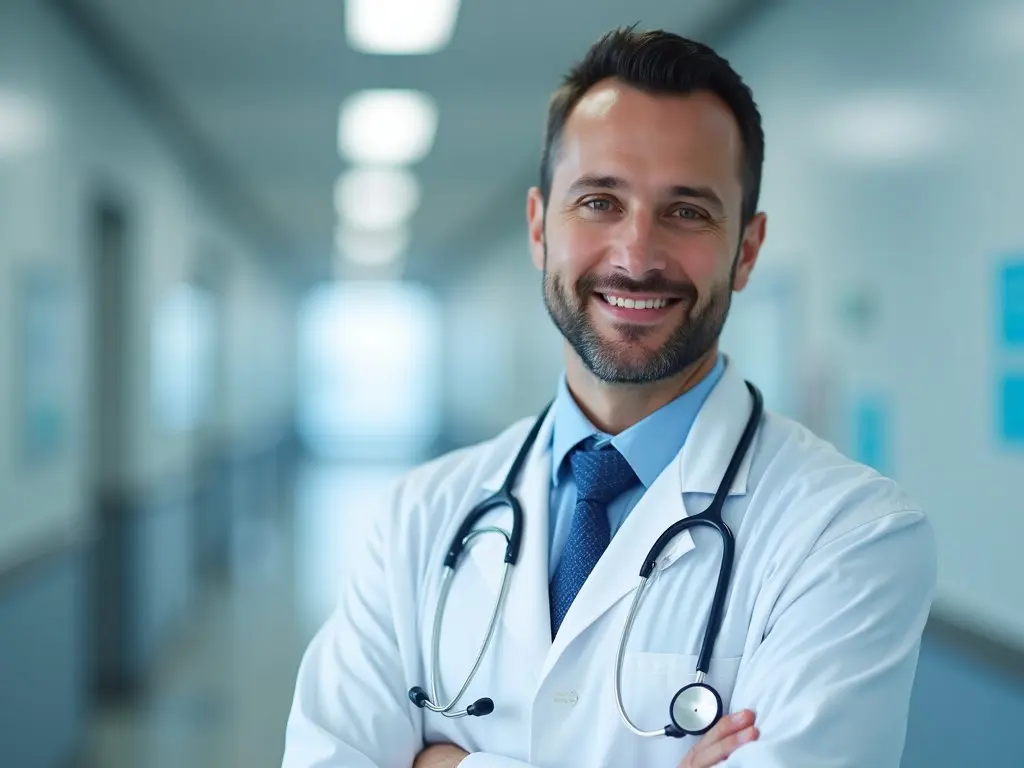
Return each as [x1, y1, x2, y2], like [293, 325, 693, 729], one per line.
[603, 294, 670, 309]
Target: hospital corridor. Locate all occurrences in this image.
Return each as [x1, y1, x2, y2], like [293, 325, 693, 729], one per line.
[2, 0, 1024, 766]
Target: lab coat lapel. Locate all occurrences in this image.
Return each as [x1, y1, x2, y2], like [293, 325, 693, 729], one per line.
[677, 359, 758, 498]
[541, 359, 758, 676]
[469, 410, 555, 671]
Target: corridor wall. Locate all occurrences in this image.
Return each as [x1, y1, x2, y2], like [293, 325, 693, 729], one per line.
[0, 2, 297, 765]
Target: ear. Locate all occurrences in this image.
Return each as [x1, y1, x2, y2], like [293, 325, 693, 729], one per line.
[732, 212, 767, 292]
[526, 186, 546, 271]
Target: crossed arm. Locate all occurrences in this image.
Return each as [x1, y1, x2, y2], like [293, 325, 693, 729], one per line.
[415, 710, 760, 768]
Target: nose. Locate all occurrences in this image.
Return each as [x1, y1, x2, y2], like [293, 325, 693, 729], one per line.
[608, 211, 667, 276]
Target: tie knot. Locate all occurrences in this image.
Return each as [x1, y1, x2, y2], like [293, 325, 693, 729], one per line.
[569, 445, 638, 505]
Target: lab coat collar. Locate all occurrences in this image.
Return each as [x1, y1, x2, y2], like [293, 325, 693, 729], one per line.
[478, 356, 756, 496]
[549, 354, 725, 491]
[678, 355, 758, 497]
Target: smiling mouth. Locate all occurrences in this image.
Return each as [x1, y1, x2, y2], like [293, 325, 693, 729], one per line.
[599, 293, 682, 310]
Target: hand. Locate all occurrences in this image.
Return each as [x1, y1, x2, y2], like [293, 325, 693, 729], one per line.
[677, 709, 759, 767]
[413, 743, 470, 768]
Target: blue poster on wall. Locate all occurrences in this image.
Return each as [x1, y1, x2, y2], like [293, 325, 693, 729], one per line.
[854, 395, 889, 476]
[1001, 259, 1024, 347]
[996, 256, 1024, 447]
[15, 264, 70, 466]
[999, 374, 1024, 445]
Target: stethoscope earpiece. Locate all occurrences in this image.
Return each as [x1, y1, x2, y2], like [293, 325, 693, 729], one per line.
[408, 686, 495, 718]
[466, 697, 494, 717]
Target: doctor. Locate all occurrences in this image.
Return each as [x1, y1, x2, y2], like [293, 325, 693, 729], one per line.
[283, 26, 936, 768]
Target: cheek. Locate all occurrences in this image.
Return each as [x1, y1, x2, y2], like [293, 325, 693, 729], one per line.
[551, 223, 606, 274]
[668, 235, 726, 286]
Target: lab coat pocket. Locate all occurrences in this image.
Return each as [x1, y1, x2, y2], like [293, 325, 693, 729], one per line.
[619, 651, 744, 734]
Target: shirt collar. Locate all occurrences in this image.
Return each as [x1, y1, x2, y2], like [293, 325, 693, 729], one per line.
[550, 354, 726, 489]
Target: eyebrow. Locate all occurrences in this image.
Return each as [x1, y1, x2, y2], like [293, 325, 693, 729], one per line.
[566, 174, 725, 214]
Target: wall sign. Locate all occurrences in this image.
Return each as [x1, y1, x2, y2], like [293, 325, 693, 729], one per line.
[14, 263, 72, 467]
[854, 395, 889, 476]
[1000, 374, 1024, 445]
[997, 255, 1024, 447]
[1001, 259, 1024, 348]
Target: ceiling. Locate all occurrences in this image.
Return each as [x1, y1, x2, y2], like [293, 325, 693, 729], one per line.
[56, 0, 766, 287]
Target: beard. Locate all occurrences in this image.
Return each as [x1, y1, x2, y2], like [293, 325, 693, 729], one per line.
[542, 245, 738, 385]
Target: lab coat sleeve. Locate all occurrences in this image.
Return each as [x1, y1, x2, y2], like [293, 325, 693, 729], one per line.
[281, 482, 422, 768]
[721, 508, 936, 767]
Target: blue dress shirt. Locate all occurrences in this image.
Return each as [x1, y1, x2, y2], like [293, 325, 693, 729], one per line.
[547, 354, 725, 575]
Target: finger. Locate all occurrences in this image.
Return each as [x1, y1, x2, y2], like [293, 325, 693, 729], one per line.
[689, 726, 759, 768]
[690, 710, 755, 756]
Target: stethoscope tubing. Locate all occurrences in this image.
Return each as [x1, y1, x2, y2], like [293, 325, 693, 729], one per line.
[412, 383, 763, 737]
[615, 574, 669, 737]
[423, 529, 514, 717]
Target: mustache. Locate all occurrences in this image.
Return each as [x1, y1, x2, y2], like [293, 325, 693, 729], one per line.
[576, 272, 698, 302]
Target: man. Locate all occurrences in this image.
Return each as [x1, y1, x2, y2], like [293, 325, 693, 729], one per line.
[282, 27, 936, 768]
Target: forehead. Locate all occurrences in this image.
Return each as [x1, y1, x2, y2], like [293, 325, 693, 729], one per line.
[554, 79, 745, 195]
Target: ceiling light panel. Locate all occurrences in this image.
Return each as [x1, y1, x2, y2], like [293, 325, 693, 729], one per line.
[345, 0, 461, 54]
[334, 168, 421, 230]
[339, 90, 438, 165]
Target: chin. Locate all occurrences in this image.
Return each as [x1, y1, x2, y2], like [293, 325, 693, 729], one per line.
[583, 347, 671, 384]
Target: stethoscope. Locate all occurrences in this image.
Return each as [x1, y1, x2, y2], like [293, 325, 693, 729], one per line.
[409, 380, 764, 740]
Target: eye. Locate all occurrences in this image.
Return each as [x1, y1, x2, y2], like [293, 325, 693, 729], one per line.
[672, 206, 706, 221]
[582, 197, 615, 212]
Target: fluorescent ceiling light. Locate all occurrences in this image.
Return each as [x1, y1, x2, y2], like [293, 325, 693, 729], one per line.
[0, 91, 48, 157]
[816, 91, 952, 164]
[345, 0, 461, 54]
[339, 90, 438, 165]
[334, 224, 409, 266]
[334, 167, 421, 230]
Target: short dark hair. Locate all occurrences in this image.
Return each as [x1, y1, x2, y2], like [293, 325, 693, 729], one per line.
[539, 26, 764, 224]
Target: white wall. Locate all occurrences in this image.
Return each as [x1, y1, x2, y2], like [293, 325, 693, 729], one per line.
[441, 231, 563, 446]
[718, 0, 1024, 644]
[0, 1, 296, 568]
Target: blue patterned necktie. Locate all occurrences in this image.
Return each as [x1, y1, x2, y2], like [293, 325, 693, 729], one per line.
[549, 444, 638, 638]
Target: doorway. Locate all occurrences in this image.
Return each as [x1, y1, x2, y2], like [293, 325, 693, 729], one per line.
[87, 193, 132, 698]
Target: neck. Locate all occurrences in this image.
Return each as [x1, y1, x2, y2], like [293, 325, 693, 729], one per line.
[564, 345, 720, 435]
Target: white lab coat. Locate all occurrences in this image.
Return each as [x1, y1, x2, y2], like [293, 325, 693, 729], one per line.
[282, 361, 936, 767]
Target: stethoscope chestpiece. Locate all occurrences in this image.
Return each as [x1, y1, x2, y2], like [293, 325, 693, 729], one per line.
[666, 682, 723, 738]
